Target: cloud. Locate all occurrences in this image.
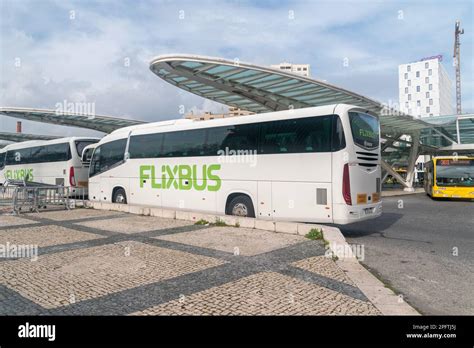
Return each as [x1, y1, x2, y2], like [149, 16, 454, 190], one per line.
[0, 0, 472, 137]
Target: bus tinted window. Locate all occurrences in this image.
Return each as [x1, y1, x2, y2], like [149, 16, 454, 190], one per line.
[0, 152, 5, 170]
[5, 143, 71, 165]
[128, 114, 340, 159]
[6, 148, 29, 164]
[129, 133, 164, 158]
[90, 139, 127, 177]
[47, 144, 71, 162]
[332, 115, 346, 151]
[213, 124, 258, 154]
[162, 129, 207, 157]
[349, 112, 379, 149]
[260, 116, 332, 154]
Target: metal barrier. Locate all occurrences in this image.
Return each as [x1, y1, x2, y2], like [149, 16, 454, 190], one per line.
[0, 185, 88, 214]
[0, 186, 17, 207]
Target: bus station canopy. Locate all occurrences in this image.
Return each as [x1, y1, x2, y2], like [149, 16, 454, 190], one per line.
[149, 54, 457, 143]
[0, 107, 147, 134]
[0, 131, 60, 143]
[423, 114, 474, 144]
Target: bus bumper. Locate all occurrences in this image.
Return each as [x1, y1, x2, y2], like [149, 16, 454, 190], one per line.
[332, 201, 382, 225]
[431, 187, 474, 199]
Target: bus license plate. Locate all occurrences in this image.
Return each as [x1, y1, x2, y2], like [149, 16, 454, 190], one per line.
[363, 207, 374, 215]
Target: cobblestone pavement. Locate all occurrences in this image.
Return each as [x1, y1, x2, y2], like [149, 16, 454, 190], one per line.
[0, 208, 381, 315]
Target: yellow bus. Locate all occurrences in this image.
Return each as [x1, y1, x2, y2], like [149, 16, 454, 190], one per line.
[424, 156, 474, 199]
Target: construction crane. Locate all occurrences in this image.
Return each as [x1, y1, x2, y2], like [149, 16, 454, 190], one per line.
[453, 20, 464, 114]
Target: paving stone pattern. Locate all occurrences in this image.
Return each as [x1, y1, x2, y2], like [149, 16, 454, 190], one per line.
[0, 209, 380, 315]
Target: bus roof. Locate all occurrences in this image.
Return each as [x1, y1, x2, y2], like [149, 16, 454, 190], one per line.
[3, 137, 100, 151]
[110, 118, 196, 135]
[101, 104, 352, 144]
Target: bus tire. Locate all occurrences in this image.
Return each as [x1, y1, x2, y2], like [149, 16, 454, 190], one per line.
[226, 194, 255, 218]
[112, 188, 127, 204]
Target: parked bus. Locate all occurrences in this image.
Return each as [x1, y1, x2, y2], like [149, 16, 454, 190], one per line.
[424, 156, 474, 199]
[0, 137, 99, 194]
[88, 104, 382, 224]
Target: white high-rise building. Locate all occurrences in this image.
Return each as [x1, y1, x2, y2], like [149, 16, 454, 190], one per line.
[398, 57, 454, 117]
[270, 62, 311, 77]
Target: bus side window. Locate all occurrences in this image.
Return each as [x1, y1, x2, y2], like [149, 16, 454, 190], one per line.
[331, 115, 346, 151]
[0, 152, 5, 169]
[215, 124, 258, 154]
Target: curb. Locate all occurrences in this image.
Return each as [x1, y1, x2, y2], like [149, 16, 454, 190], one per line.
[381, 189, 424, 197]
[87, 201, 419, 315]
[321, 226, 419, 315]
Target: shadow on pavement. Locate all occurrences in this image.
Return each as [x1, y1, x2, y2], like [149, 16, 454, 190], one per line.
[332, 212, 404, 238]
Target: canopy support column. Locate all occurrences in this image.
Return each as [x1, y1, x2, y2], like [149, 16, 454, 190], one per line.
[381, 160, 410, 189]
[404, 133, 420, 192]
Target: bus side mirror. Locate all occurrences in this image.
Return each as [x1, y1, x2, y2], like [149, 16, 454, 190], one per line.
[124, 152, 130, 161]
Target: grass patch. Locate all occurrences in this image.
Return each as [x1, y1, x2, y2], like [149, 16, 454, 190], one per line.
[194, 219, 209, 225]
[305, 228, 323, 240]
[195, 217, 240, 228]
[213, 217, 228, 227]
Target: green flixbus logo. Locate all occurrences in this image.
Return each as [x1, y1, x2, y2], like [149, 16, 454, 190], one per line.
[5, 168, 34, 181]
[139, 164, 222, 192]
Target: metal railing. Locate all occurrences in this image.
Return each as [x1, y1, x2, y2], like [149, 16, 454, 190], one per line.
[0, 184, 88, 214]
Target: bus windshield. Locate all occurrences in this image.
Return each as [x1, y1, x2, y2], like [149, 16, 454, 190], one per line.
[75, 140, 96, 157]
[436, 159, 474, 187]
[349, 112, 379, 149]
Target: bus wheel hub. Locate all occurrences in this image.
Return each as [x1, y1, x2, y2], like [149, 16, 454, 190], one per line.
[116, 194, 125, 203]
[232, 203, 248, 216]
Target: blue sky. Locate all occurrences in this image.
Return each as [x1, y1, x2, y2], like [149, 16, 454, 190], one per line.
[0, 0, 473, 136]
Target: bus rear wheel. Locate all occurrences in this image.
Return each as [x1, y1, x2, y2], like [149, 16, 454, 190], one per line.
[226, 195, 255, 218]
[113, 188, 127, 204]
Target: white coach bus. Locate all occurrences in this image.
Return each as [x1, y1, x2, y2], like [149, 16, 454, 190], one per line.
[88, 104, 382, 224]
[0, 137, 99, 194]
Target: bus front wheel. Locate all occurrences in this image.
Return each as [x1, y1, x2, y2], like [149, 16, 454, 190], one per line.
[112, 188, 127, 204]
[226, 194, 255, 218]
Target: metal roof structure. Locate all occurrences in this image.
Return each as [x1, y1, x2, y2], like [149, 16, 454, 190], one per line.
[149, 54, 457, 142]
[423, 113, 474, 144]
[150, 54, 383, 113]
[0, 107, 147, 134]
[0, 131, 60, 143]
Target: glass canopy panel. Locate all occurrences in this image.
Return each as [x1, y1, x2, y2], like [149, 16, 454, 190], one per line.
[204, 65, 237, 75]
[181, 61, 203, 69]
[224, 70, 261, 81]
[266, 80, 304, 92]
[246, 74, 283, 86]
[172, 77, 188, 83]
[280, 86, 321, 97]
